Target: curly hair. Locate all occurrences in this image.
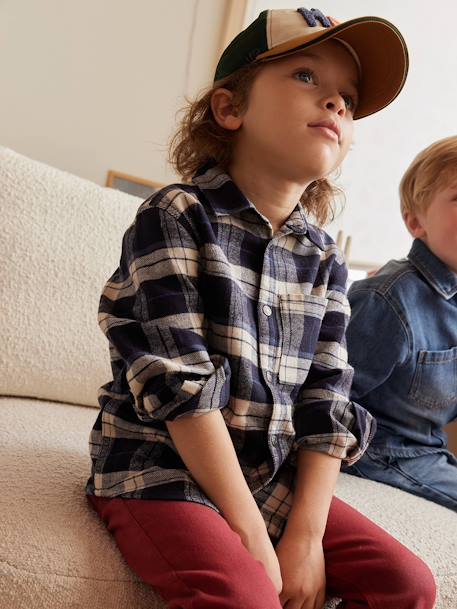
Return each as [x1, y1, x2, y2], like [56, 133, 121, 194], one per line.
[169, 64, 343, 227]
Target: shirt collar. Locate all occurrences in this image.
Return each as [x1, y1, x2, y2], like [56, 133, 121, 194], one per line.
[192, 162, 325, 250]
[408, 238, 457, 299]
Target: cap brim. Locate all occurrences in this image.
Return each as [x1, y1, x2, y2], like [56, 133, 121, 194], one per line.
[256, 17, 409, 120]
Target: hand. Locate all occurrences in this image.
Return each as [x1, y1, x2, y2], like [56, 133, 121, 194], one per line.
[275, 534, 326, 609]
[235, 521, 283, 594]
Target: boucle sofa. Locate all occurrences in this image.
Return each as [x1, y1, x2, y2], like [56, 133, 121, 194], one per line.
[0, 145, 456, 609]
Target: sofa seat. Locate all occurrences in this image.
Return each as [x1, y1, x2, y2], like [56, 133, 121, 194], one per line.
[1, 395, 456, 609]
[0, 397, 165, 609]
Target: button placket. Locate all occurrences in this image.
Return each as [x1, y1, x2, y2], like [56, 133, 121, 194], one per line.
[258, 241, 277, 389]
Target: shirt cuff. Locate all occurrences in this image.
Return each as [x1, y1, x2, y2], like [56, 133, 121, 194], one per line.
[294, 399, 377, 465]
[134, 355, 232, 422]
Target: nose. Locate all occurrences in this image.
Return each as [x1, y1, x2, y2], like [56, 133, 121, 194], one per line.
[323, 93, 346, 117]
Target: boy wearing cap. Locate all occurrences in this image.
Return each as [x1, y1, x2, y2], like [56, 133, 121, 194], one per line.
[343, 136, 457, 513]
[86, 7, 436, 609]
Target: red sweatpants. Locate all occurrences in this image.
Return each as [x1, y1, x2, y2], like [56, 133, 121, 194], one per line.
[88, 495, 436, 609]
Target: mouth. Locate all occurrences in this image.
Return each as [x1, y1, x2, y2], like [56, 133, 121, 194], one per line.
[308, 120, 341, 143]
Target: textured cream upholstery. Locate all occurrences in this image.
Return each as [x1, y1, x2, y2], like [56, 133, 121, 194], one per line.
[0, 146, 140, 407]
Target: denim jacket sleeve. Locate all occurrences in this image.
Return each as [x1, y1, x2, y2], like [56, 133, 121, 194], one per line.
[294, 260, 376, 465]
[346, 287, 410, 400]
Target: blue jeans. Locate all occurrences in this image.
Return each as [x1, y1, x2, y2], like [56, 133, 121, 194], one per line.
[342, 449, 457, 512]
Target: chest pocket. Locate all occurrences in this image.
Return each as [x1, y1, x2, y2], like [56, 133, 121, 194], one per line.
[278, 293, 328, 385]
[408, 347, 457, 409]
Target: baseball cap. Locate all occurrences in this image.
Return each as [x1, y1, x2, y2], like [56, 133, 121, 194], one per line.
[214, 7, 409, 120]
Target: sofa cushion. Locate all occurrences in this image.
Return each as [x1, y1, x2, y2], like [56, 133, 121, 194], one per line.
[0, 396, 339, 609]
[0, 146, 141, 407]
[0, 396, 455, 609]
[0, 397, 165, 608]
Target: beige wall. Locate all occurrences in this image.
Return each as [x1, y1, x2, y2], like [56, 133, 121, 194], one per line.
[0, 0, 229, 186]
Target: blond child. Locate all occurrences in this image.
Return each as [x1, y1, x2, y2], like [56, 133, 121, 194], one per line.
[344, 136, 457, 513]
[86, 7, 436, 609]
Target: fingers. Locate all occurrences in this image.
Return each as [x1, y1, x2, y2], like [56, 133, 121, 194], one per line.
[281, 598, 304, 609]
[280, 590, 326, 609]
[280, 593, 312, 609]
[314, 589, 326, 609]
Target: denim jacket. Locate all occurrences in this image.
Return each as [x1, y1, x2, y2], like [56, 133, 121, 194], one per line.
[346, 239, 457, 457]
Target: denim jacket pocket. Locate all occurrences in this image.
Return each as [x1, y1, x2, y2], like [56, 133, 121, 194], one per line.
[408, 346, 457, 409]
[278, 293, 328, 385]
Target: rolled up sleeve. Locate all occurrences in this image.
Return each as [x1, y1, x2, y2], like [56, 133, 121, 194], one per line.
[98, 196, 231, 422]
[293, 260, 376, 464]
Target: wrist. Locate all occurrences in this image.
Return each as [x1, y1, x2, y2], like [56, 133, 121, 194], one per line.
[279, 527, 323, 556]
[227, 509, 268, 543]
[282, 511, 326, 543]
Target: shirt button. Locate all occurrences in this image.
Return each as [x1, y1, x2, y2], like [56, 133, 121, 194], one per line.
[262, 304, 272, 317]
[271, 436, 279, 447]
[265, 371, 272, 382]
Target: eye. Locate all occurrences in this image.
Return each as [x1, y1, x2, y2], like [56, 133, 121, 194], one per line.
[295, 69, 316, 84]
[342, 93, 357, 113]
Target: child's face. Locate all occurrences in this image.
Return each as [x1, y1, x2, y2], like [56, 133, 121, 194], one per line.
[232, 39, 359, 184]
[406, 182, 457, 274]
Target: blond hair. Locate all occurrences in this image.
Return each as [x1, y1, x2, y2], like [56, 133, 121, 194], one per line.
[400, 136, 457, 216]
[169, 64, 343, 227]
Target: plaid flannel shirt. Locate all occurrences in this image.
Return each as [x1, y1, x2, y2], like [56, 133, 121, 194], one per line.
[86, 163, 375, 539]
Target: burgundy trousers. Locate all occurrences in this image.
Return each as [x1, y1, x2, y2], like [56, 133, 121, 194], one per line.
[88, 495, 436, 609]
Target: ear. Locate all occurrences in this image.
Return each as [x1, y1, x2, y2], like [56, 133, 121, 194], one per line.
[210, 88, 243, 131]
[403, 211, 426, 239]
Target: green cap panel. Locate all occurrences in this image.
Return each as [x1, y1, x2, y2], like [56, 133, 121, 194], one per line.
[214, 10, 269, 82]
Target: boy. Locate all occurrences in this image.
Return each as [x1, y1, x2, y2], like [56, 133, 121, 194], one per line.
[344, 136, 457, 512]
[87, 7, 436, 609]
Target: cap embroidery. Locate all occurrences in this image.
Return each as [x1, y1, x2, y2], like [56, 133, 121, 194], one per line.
[297, 8, 331, 28]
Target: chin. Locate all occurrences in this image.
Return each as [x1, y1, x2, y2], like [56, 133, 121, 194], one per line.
[301, 152, 340, 180]
[302, 163, 337, 183]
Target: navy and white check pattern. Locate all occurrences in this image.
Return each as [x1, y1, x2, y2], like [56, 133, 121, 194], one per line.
[86, 162, 375, 539]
